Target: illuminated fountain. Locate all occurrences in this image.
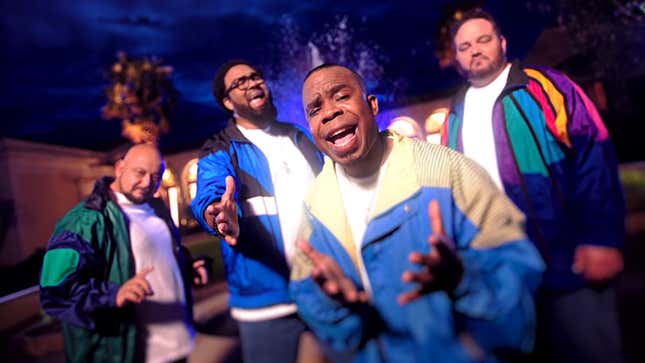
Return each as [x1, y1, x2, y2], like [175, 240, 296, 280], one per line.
[263, 15, 395, 129]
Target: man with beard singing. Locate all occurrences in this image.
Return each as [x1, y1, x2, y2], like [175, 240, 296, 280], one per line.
[191, 60, 323, 363]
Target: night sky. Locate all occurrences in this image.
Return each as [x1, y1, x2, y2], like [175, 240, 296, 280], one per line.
[1, 1, 550, 153]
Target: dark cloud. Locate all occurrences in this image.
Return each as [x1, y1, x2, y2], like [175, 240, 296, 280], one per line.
[0, 0, 549, 151]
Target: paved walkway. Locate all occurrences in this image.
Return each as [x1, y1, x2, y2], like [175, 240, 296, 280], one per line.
[4, 282, 325, 363]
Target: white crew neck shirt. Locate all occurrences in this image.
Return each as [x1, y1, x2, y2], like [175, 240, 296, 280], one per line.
[233, 123, 316, 321]
[115, 192, 194, 363]
[335, 154, 390, 295]
[461, 63, 512, 189]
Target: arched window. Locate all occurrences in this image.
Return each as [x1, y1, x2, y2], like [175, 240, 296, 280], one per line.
[179, 158, 200, 230]
[182, 158, 199, 203]
[161, 168, 180, 227]
[425, 108, 449, 144]
[387, 116, 424, 139]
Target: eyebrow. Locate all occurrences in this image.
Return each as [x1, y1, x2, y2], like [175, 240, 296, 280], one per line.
[305, 83, 352, 111]
[305, 95, 321, 112]
[329, 83, 348, 96]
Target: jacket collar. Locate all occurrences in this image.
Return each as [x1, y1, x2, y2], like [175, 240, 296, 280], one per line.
[504, 59, 529, 92]
[305, 132, 420, 264]
[84, 176, 170, 218]
[85, 176, 115, 211]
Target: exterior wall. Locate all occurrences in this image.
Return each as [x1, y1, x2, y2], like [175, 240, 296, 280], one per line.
[0, 139, 111, 266]
[0, 97, 451, 268]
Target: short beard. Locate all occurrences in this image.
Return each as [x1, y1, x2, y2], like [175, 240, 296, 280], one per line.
[123, 192, 147, 204]
[456, 50, 507, 86]
[254, 100, 277, 121]
[237, 95, 278, 123]
[118, 180, 148, 204]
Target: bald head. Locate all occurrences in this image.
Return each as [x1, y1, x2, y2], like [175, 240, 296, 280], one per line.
[112, 143, 165, 204]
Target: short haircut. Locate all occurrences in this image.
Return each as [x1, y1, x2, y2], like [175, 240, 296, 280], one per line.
[303, 63, 367, 95]
[212, 59, 257, 113]
[449, 8, 503, 42]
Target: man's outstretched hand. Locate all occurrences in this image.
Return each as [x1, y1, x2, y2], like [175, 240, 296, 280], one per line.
[298, 240, 369, 304]
[398, 200, 463, 305]
[116, 266, 154, 307]
[204, 176, 239, 246]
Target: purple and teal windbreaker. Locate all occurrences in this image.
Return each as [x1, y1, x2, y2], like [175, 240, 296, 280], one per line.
[442, 62, 625, 290]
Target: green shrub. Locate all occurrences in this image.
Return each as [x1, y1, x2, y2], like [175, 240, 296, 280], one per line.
[620, 166, 645, 212]
[186, 238, 225, 281]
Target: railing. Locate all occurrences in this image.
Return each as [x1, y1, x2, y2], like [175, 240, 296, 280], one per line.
[0, 285, 40, 332]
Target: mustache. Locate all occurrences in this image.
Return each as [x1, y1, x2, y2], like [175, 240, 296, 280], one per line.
[470, 54, 489, 65]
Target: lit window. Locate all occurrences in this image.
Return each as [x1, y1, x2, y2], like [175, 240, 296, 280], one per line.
[161, 168, 180, 227]
[425, 108, 449, 144]
[179, 158, 200, 229]
[183, 158, 199, 202]
[387, 116, 423, 139]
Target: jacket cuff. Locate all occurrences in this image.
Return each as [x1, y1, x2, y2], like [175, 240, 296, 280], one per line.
[107, 282, 121, 308]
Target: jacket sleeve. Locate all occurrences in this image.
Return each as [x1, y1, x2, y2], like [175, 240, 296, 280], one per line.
[190, 150, 239, 236]
[446, 150, 545, 353]
[289, 213, 382, 355]
[560, 74, 625, 248]
[39, 211, 121, 330]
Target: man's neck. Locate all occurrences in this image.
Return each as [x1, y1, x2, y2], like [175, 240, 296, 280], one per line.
[343, 134, 393, 179]
[469, 62, 510, 88]
[234, 116, 272, 130]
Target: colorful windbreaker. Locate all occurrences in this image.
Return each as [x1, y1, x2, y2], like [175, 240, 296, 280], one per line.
[191, 120, 323, 309]
[441, 62, 625, 290]
[39, 177, 193, 363]
[291, 134, 544, 363]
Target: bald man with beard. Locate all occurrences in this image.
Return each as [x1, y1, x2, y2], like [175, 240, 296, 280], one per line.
[40, 143, 209, 363]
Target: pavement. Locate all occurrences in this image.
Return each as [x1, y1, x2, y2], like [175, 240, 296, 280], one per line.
[4, 282, 325, 363]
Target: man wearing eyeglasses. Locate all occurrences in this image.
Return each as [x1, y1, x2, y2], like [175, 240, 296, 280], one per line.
[191, 60, 323, 363]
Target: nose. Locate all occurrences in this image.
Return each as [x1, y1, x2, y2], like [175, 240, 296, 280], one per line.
[321, 104, 343, 124]
[140, 173, 152, 188]
[247, 77, 264, 89]
[470, 45, 482, 57]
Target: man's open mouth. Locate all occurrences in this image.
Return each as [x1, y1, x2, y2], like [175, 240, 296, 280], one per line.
[248, 90, 266, 108]
[326, 125, 357, 148]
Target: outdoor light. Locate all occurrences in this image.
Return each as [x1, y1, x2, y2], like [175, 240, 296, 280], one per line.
[161, 169, 180, 226]
[425, 108, 449, 144]
[388, 116, 423, 139]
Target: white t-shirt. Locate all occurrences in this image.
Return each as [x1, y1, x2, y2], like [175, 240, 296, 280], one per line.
[335, 155, 390, 295]
[115, 192, 195, 363]
[461, 63, 512, 189]
[233, 123, 316, 321]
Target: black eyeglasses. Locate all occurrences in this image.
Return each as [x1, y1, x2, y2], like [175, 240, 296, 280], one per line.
[225, 72, 264, 94]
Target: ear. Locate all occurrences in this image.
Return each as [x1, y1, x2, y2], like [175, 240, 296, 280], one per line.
[367, 95, 379, 116]
[500, 35, 507, 56]
[114, 159, 124, 178]
[223, 96, 234, 112]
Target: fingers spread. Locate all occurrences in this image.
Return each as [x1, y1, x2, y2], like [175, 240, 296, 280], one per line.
[402, 270, 435, 285]
[428, 200, 445, 236]
[398, 289, 422, 305]
[409, 251, 440, 266]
